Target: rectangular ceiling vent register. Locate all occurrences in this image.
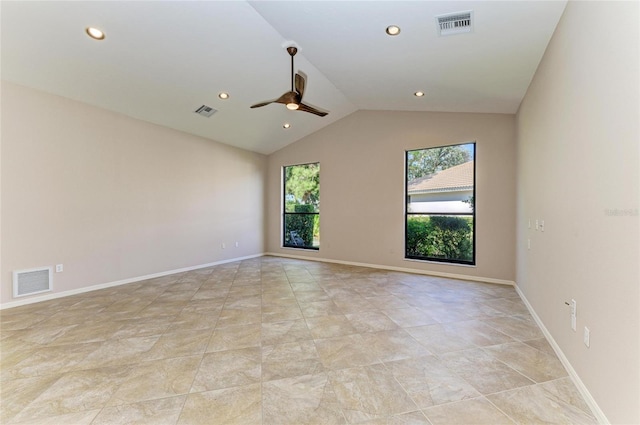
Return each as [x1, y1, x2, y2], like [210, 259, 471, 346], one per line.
[436, 11, 473, 36]
[194, 105, 217, 118]
[13, 267, 52, 298]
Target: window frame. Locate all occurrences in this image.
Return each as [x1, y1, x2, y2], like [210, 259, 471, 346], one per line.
[282, 162, 320, 251]
[404, 142, 476, 265]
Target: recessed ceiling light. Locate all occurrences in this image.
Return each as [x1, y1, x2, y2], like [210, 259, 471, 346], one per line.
[283, 123, 291, 129]
[386, 25, 401, 36]
[414, 91, 425, 97]
[218, 92, 229, 100]
[85, 27, 105, 40]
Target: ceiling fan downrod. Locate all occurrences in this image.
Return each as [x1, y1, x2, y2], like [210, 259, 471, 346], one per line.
[287, 46, 297, 93]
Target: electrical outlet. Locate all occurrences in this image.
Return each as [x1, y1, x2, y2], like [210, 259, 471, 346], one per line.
[583, 327, 590, 347]
[55, 264, 63, 273]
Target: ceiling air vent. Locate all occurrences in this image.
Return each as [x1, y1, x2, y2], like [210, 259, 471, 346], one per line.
[194, 105, 217, 118]
[436, 11, 473, 36]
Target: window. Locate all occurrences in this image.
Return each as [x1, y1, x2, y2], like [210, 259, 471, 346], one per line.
[405, 142, 475, 264]
[283, 163, 320, 250]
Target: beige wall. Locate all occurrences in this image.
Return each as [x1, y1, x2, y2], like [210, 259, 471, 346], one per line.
[266, 110, 516, 283]
[1, 82, 266, 305]
[516, 2, 639, 424]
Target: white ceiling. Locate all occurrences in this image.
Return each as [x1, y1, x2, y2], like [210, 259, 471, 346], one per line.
[1, 1, 566, 155]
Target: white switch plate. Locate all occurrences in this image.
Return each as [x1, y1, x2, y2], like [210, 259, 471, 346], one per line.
[55, 264, 63, 273]
[583, 327, 590, 347]
[221, 243, 226, 249]
[571, 299, 577, 331]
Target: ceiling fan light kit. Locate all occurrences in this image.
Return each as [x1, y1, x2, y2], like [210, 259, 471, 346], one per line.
[250, 46, 328, 117]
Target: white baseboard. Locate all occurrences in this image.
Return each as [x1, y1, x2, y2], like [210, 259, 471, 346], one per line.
[514, 285, 609, 424]
[265, 252, 515, 286]
[0, 254, 264, 310]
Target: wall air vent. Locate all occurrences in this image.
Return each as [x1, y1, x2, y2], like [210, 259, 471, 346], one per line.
[194, 105, 217, 118]
[436, 11, 473, 36]
[13, 267, 52, 298]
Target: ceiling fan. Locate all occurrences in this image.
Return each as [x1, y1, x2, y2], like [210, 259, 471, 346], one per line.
[250, 46, 328, 117]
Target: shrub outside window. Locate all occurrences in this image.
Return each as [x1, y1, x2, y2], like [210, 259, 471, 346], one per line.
[405, 143, 475, 264]
[283, 163, 320, 250]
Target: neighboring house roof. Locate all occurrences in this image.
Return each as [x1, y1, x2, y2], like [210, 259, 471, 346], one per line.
[408, 161, 474, 194]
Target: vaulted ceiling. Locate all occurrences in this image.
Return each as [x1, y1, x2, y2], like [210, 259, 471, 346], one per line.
[1, 1, 566, 154]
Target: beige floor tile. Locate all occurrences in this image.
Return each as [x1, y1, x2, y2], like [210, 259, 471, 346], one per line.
[262, 305, 304, 323]
[110, 316, 175, 339]
[136, 301, 189, 319]
[523, 337, 557, 356]
[329, 364, 418, 423]
[14, 365, 131, 421]
[76, 336, 159, 369]
[107, 356, 200, 406]
[365, 295, 413, 310]
[0, 312, 48, 330]
[331, 295, 378, 313]
[3, 341, 102, 380]
[3, 323, 80, 347]
[0, 257, 593, 425]
[315, 334, 382, 370]
[306, 315, 358, 339]
[442, 320, 515, 347]
[484, 341, 568, 383]
[481, 298, 531, 316]
[167, 309, 220, 332]
[206, 323, 261, 352]
[382, 308, 439, 328]
[345, 311, 399, 333]
[261, 318, 313, 345]
[145, 328, 213, 360]
[178, 383, 262, 425]
[262, 373, 345, 424]
[262, 340, 324, 381]
[9, 409, 100, 425]
[0, 374, 62, 423]
[405, 324, 476, 354]
[487, 378, 597, 424]
[300, 300, 344, 318]
[294, 290, 331, 303]
[423, 397, 515, 425]
[440, 348, 534, 394]
[386, 355, 480, 408]
[483, 315, 544, 341]
[216, 306, 262, 327]
[357, 410, 431, 424]
[92, 395, 186, 425]
[191, 347, 261, 392]
[361, 329, 431, 362]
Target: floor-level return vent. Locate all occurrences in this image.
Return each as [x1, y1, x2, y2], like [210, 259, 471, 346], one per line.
[13, 267, 52, 298]
[436, 11, 473, 36]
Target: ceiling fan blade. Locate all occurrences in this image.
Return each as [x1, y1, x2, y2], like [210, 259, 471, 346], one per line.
[298, 102, 329, 117]
[250, 99, 276, 108]
[274, 92, 295, 105]
[295, 72, 306, 98]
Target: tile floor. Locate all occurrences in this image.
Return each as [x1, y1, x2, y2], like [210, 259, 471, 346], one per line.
[0, 256, 598, 424]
